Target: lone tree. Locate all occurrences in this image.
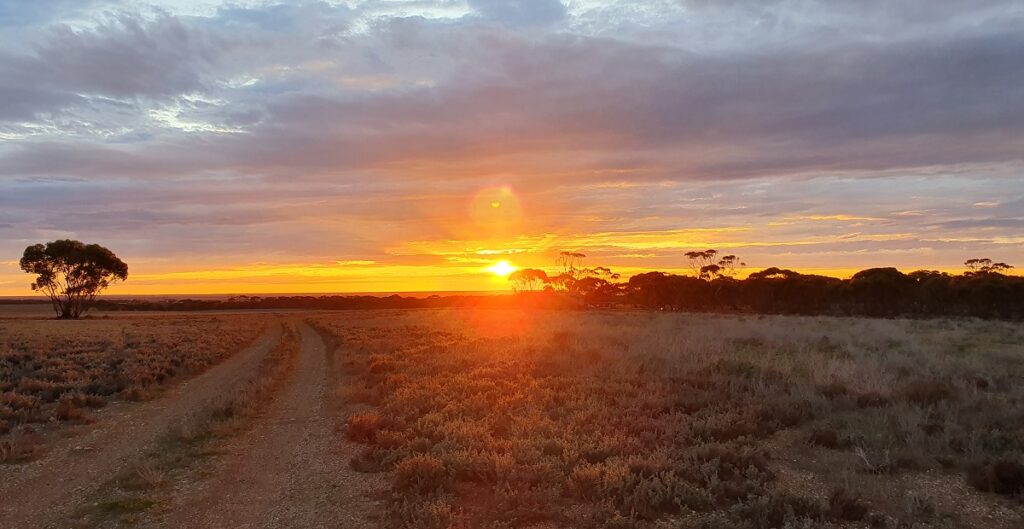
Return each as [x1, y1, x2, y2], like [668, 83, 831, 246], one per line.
[19, 240, 128, 319]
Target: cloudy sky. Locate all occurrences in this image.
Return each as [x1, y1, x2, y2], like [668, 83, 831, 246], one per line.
[1, 0, 1022, 294]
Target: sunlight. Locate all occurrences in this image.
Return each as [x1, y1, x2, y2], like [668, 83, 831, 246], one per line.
[485, 260, 518, 277]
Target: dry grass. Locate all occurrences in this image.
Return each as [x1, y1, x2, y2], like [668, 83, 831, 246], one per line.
[312, 309, 1024, 529]
[0, 313, 270, 460]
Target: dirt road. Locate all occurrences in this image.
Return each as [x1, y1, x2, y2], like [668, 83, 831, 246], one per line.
[0, 325, 283, 529]
[152, 321, 380, 529]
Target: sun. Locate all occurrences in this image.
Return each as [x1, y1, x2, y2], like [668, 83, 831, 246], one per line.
[485, 260, 518, 277]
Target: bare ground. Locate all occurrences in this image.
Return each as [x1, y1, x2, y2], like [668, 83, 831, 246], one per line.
[149, 321, 382, 529]
[0, 324, 283, 529]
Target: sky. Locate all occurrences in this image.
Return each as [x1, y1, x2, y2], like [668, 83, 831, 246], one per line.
[1, 0, 1022, 295]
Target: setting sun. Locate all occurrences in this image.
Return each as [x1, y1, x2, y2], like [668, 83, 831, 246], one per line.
[485, 260, 518, 277]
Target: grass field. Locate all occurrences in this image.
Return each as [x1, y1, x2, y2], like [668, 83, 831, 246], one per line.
[2, 307, 1022, 528]
[0, 313, 270, 461]
[312, 309, 1024, 529]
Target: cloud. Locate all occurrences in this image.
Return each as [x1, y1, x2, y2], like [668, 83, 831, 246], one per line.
[0, 13, 227, 121]
[8, 18, 1024, 185]
[468, 0, 566, 27]
[1, 0, 1023, 293]
[0, 0, 106, 28]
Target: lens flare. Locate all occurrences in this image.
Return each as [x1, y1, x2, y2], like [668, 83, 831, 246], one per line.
[470, 186, 522, 231]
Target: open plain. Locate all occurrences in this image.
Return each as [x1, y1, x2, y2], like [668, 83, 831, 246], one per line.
[1, 307, 1022, 528]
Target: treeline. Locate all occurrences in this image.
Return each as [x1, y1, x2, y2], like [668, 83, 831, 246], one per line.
[623, 267, 1024, 319]
[43, 253, 1024, 320]
[512, 252, 1024, 319]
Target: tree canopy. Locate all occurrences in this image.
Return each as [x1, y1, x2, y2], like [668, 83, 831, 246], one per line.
[20, 240, 128, 319]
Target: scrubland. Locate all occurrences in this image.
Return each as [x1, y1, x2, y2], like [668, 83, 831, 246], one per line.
[313, 309, 1024, 529]
[0, 313, 269, 461]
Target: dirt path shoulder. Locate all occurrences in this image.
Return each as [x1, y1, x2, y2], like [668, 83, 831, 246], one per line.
[0, 324, 283, 529]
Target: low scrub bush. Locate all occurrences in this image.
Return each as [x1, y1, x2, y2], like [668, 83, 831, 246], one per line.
[394, 454, 449, 494]
[312, 309, 1024, 528]
[967, 458, 1024, 495]
[346, 412, 384, 443]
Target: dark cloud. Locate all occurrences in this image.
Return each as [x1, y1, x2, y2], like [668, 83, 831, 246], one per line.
[12, 17, 1019, 184]
[0, 85, 82, 121]
[0, 13, 227, 121]
[935, 218, 1024, 230]
[34, 14, 224, 97]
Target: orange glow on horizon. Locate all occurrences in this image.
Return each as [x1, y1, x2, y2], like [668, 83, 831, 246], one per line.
[0, 261, 1013, 297]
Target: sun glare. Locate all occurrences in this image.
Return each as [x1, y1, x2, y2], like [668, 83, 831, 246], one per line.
[485, 260, 518, 277]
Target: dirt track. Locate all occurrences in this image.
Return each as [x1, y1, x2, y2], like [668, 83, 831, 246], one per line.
[0, 325, 283, 529]
[151, 321, 380, 529]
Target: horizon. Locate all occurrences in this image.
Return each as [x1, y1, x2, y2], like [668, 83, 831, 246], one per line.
[0, 264, 1011, 298]
[2, 0, 1022, 296]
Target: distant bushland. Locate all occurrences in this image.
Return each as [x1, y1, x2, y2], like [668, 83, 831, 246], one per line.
[82, 262, 1024, 320]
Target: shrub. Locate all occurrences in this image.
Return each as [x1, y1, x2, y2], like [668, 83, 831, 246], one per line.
[732, 492, 825, 529]
[828, 487, 869, 521]
[346, 412, 383, 443]
[817, 380, 850, 399]
[394, 454, 448, 494]
[0, 427, 45, 462]
[855, 392, 890, 408]
[966, 458, 1024, 495]
[899, 380, 955, 407]
[53, 397, 94, 423]
[807, 428, 839, 449]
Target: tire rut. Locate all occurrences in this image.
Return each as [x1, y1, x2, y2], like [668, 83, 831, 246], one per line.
[153, 321, 380, 529]
[0, 324, 284, 529]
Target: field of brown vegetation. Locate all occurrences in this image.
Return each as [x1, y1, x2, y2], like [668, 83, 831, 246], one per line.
[312, 309, 1024, 529]
[0, 313, 270, 461]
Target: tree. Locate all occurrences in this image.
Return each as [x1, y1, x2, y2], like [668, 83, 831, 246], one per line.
[20, 240, 128, 319]
[965, 258, 1014, 276]
[555, 251, 586, 276]
[570, 266, 622, 305]
[685, 249, 746, 280]
[684, 249, 718, 277]
[748, 267, 800, 280]
[508, 268, 549, 292]
[551, 251, 587, 291]
[847, 267, 914, 317]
